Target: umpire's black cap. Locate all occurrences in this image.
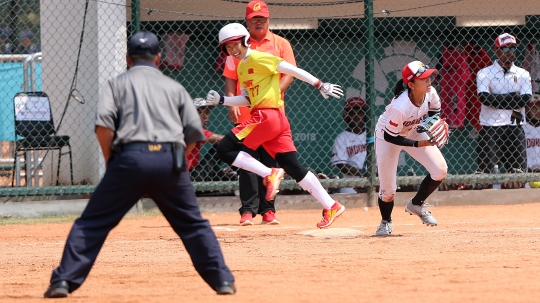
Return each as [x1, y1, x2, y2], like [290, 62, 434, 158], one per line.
[128, 31, 160, 57]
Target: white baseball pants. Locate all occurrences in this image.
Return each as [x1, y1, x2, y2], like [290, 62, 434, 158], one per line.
[375, 131, 447, 202]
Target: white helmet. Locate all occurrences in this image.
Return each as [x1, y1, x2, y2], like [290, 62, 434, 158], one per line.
[218, 23, 250, 54]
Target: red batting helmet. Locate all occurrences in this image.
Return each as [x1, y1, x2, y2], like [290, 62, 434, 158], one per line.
[343, 97, 366, 123]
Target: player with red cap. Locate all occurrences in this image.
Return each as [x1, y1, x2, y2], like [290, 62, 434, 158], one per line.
[373, 60, 447, 236]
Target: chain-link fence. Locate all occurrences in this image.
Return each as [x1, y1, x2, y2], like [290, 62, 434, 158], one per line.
[0, 0, 539, 197]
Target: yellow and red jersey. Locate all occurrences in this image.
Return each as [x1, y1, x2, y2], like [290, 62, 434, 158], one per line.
[222, 31, 296, 123]
[238, 50, 284, 110]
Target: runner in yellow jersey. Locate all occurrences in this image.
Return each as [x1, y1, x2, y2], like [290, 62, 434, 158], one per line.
[222, 0, 297, 226]
[207, 23, 346, 228]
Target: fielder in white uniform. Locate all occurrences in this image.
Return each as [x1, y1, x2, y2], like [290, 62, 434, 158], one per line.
[374, 61, 448, 236]
[331, 97, 367, 193]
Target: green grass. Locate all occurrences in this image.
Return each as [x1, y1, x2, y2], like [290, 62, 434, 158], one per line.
[0, 208, 164, 226]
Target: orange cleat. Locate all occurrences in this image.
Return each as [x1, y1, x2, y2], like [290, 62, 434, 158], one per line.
[263, 168, 285, 201]
[316, 201, 345, 228]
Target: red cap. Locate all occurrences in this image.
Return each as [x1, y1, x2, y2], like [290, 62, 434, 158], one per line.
[246, 0, 270, 20]
[495, 33, 518, 48]
[345, 97, 366, 109]
[402, 61, 438, 84]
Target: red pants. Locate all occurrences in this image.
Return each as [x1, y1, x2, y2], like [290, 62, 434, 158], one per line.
[232, 108, 296, 158]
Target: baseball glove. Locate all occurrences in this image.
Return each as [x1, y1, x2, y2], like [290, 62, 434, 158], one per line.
[416, 114, 450, 149]
[502, 168, 524, 189]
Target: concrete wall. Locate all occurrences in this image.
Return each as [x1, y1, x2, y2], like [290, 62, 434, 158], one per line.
[1, 189, 538, 217]
[40, 0, 126, 185]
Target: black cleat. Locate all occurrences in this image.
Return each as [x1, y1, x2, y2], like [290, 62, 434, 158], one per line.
[216, 281, 236, 295]
[44, 280, 69, 298]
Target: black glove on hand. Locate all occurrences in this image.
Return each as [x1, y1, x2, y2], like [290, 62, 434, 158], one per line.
[510, 110, 524, 125]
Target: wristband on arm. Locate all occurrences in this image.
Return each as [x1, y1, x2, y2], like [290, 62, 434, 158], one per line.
[384, 130, 417, 147]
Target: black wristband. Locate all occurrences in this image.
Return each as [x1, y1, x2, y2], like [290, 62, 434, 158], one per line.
[383, 131, 417, 147]
[218, 95, 225, 105]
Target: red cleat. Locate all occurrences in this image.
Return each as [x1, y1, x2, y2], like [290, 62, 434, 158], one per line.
[316, 201, 345, 228]
[263, 168, 285, 201]
[261, 210, 280, 225]
[239, 213, 254, 226]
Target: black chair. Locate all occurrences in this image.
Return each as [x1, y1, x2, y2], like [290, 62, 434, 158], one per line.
[12, 92, 73, 186]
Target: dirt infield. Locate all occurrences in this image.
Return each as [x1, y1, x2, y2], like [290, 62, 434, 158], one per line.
[1, 203, 539, 303]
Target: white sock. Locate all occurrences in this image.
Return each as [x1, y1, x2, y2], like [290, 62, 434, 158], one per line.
[298, 171, 335, 209]
[232, 151, 272, 177]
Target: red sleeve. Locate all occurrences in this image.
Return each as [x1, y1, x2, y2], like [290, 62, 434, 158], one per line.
[187, 129, 212, 170]
[203, 129, 213, 139]
[186, 142, 201, 170]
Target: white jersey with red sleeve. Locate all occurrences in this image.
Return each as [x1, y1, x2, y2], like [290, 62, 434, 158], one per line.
[524, 122, 540, 171]
[375, 87, 441, 140]
[331, 130, 367, 177]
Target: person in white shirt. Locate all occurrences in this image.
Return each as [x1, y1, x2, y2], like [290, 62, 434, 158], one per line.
[524, 95, 540, 173]
[476, 33, 532, 174]
[374, 61, 447, 236]
[331, 97, 367, 193]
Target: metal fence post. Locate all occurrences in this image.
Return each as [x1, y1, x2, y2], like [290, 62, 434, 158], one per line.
[364, 0, 377, 207]
[131, 0, 141, 34]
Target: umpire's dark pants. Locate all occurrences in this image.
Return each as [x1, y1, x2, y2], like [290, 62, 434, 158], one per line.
[238, 145, 276, 217]
[477, 125, 527, 173]
[49, 143, 234, 292]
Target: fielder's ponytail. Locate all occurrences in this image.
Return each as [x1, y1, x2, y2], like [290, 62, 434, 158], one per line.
[393, 79, 407, 99]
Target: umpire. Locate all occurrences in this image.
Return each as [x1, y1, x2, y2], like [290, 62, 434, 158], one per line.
[44, 31, 236, 298]
[476, 33, 532, 173]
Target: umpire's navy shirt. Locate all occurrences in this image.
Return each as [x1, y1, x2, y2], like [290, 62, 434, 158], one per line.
[96, 62, 205, 148]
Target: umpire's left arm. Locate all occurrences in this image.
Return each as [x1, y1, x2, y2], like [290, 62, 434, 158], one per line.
[95, 80, 118, 169]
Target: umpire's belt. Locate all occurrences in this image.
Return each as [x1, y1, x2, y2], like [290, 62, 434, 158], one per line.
[117, 142, 173, 153]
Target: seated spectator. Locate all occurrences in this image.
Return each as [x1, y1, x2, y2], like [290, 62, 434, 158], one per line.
[18, 29, 40, 54]
[524, 94, 540, 177]
[1, 28, 14, 54]
[188, 98, 236, 183]
[331, 97, 367, 193]
[500, 95, 540, 189]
